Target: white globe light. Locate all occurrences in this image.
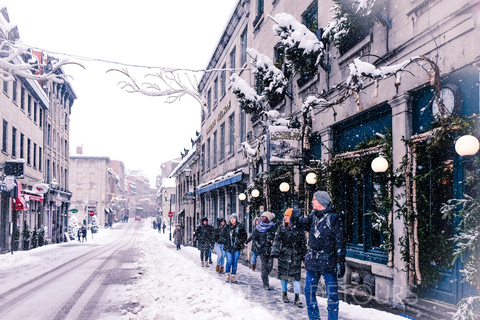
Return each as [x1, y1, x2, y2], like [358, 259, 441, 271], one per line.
[455, 135, 480, 156]
[251, 189, 260, 198]
[279, 182, 290, 192]
[306, 172, 317, 185]
[238, 193, 246, 201]
[371, 156, 389, 173]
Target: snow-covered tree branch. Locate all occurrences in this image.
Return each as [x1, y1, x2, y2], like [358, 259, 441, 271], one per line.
[107, 68, 207, 111]
[0, 41, 84, 83]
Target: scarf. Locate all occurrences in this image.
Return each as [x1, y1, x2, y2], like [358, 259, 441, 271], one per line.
[256, 221, 275, 233]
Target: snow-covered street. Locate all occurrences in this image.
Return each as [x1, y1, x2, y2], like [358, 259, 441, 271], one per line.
[0, 218, 412, 320]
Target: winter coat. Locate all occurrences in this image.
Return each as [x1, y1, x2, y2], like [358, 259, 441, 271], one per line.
[173, 225, 183, 245]
[220, 222, 247, 253]
[251, 222, 277, 256]
[292, 205, 346, 273]
[214, 224, 226, 245]
[195, 221, 214, 251]
[271, 223, 307, 281]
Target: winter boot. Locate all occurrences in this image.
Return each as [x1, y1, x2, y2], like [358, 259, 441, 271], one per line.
[201, 261, 204, 267]
[220, 266, 225, 274]
[282, 291, 289, 303]
[294, 294, 302, 307]
[225, 273, 231, 282]
[252, 264, 256, 271]
[230, 274, 237, 283]
[215, 265, 220, 272]
[204, 261, 209, 267]
[209, 258, 213, 264]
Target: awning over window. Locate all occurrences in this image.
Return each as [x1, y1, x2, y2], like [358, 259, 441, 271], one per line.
[196, 172, 243, 195]
[23, 191, 44, 202]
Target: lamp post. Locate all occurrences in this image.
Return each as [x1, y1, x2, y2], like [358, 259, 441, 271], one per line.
[371, 156, 389, 173]
[164, 190, 172, 241]
[455, 135, 480, 156]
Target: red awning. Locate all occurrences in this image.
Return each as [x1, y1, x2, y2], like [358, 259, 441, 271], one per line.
[13, 196, 28, 211]
[22, 191, 44, 202]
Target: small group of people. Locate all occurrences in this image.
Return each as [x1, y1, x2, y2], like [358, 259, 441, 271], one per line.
[192, 190, 346, 320]
[76, 225, 87, 242]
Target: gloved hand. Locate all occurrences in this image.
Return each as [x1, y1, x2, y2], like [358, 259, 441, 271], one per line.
[336, 262, 345, 278]
[270, 252, 279, 258]
[292, 208, 302, 219]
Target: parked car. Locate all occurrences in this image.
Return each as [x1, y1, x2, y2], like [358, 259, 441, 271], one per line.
[135, 216, 141, 221]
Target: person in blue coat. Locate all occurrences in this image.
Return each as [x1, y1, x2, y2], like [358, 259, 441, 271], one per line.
[291, 191, 346, 320]
[251, 211, 277, 290]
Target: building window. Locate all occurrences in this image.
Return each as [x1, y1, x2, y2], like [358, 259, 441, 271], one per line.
[221, 64, 226, 97]
[240, 109, 246, 142]
[28, 95, 32, 117]
[207, 138, 211, 170]
[229, 113, 235, 154]
[12, 79, 17, 103]
[20, 133, 24, 159]
[20, 86, 25, 110]
[240, 28, 248, 66]
[207, 89, 212, 115]
[33, 143, 37, 168]
[47, 124, 51, 146]
[253, 0, 264, 26]
[230, 47, 236, 76]
[2, 120, 7, 153]
[11, 127, 16, 157]
[64, 112, 68, 130]
[27, 138, 31, 165]
[2, 79, 7, 94]
[220, 123, 225, 160]
[201, 143, 205, 172]
[65, 139, 68, 158]
[213, 78, 218, 107]
[302, 1, 318, 34]
[46, 159, 50, 182]
[34, 102, 37, 123]
[213, 131, 218, 165]
[39, 109, 43, 128]
[39, 147, 42, 171]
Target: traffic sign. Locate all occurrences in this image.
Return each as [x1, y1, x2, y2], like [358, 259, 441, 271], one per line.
[89, 210, 95, 217]
[168, 211, 173, 218]
[70, 209, 78, 213]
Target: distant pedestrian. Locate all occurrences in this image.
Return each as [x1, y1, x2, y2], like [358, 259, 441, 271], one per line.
[81, 226, 87, 242]
[244, 217, 261, 271]
[291, 190, 346, 320]
[214, 218, 226, 273]
[162, 223, 166, 234]
[251, 211, 277, 290]
[172, 224, 183, 250]
[220, 214, 247, 283]
[271, 208, 307, 306]
[77, 229, 81, 242]
[194, 217, 214, 267]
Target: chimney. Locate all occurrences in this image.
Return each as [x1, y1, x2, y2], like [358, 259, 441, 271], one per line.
[76, 146, 83, 155]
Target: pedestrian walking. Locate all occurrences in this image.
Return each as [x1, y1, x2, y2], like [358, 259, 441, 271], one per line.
[244, 217, 261, 271]
[214, 218, 227, 273]
[271, 208, 307, 306]
[81, 226, 87, 242]
[251, 211, 277, 290]
[194, 217, 214, 267]
[291, 191, 346, 320]
[220, 214, 247, 283]
[77, 228, 81, 242]
[173, 224, 183, 250]
[162, 223, 166, 234]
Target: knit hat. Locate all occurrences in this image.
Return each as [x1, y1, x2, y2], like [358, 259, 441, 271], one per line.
[253, 217, 262, 225]
[313, 191, 331, 208]
[284, 208, 293, 217]
[229, 214, 238, 222]
[261, 211, 275, 222]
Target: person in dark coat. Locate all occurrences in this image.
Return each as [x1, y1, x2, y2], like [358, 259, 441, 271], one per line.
[162, 223, 166, 234]
[244, 217, 261, 271]
[194, 217, 215, 267]
[291, 191, 346, 320]
[81, 225, 87, 242]
[251, 211, 277, 290]
[172, 224, 183, 250]
[213, 218, 226, 273]
[271, 208, 307, 306]
[220, 214, 247, 283]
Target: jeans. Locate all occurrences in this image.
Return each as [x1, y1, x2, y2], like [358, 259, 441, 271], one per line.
[304, 271, 338, 320]
[225, 250, 241, 275]
[176, 244, 181, 250]
[281, 280, 301, 294]
[214, 243, 225, 267]
[200, 249, 209, 261]
[252, 251, 258, 265]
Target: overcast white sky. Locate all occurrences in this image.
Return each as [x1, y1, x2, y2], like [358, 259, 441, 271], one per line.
[2, 0, 238, 187]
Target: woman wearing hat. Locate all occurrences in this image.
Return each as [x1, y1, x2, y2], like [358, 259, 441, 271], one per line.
[251, 211, 277, 290]
[271, 208, 307, 306]
[219, 214, 247, 283]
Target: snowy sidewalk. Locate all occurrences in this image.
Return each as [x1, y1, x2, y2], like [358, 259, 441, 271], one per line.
[120, 219, 409, 320]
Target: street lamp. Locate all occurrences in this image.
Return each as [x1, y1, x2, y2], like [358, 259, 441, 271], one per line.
[455, 135, 480, 156]
[371, 156, 389, 173]
[164, 190, 172, 241]
[251, 189, 260, 198]
[279, 182, 290, 192]
[238, 193, 246, 201]
[306, 172, 317, 185]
